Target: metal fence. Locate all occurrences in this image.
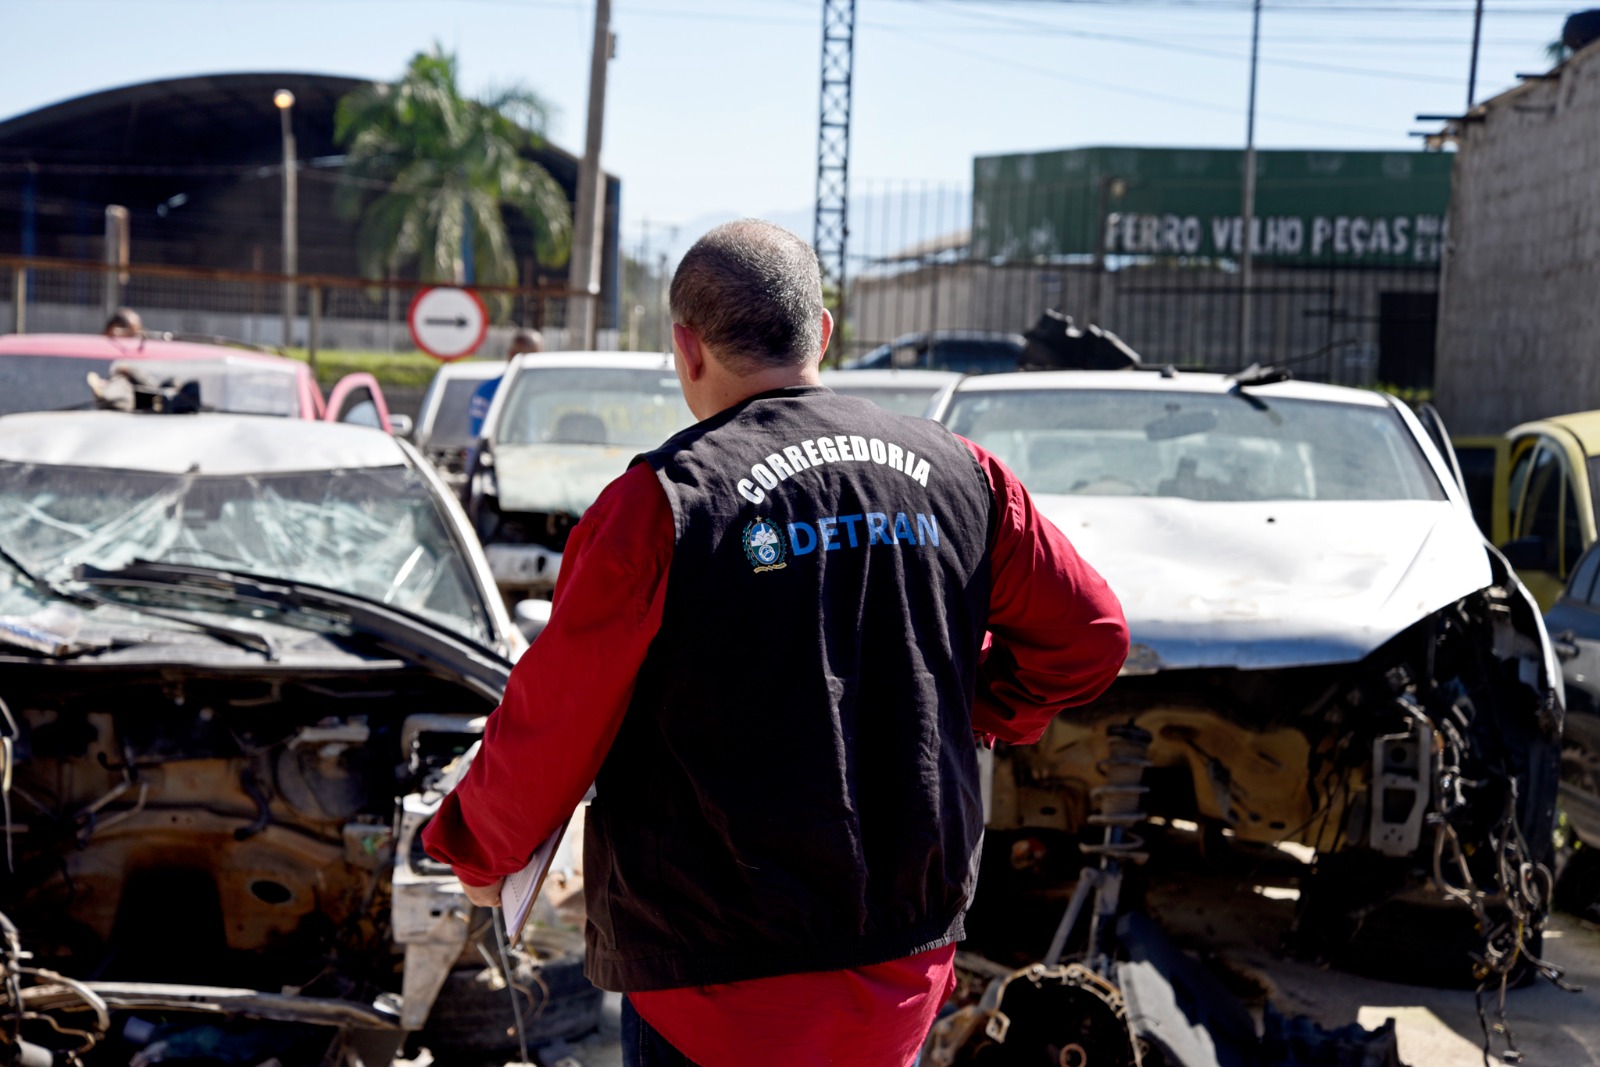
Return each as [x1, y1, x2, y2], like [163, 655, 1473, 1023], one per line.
[842, 181, 1442, 389]
[0, 256, 608, 358]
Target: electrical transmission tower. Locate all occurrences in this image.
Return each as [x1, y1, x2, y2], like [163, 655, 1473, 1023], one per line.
[813, 0, 856, 350]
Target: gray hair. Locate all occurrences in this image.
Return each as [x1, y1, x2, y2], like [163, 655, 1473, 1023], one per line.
[669, 220, 823, 372]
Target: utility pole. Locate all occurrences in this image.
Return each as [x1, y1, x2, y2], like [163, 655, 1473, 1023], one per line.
[102, 205, 129, 322]
[1467, 0, 1486, 109]
[1238, 0, 1262, 368]
[569, 0, 613, 350]
[274, 89, 298, 348]
[814, 0, 857, 361]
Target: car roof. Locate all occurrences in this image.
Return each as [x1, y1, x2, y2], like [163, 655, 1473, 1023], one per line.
[820, 369, 964, 387]
[1511, 411, 1600, 456]
[883, 331, 1025, 346]
[947, 370, 1393, 408]
[0, 333, 304, 370]
[0, 411, 408, 475]
[428, 359, 506, 383]
[506, 350, 676, 373]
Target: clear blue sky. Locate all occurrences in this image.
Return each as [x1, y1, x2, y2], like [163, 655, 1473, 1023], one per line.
[0, 0, 1569, 250]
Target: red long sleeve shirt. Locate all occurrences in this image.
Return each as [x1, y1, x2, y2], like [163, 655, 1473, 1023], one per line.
[423, 437, 1127, 1067]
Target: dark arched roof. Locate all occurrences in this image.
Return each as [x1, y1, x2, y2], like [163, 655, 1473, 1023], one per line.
[0, 72, 612, 296]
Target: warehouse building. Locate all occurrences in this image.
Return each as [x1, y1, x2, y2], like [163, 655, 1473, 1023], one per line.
[0, 73, 621, 347]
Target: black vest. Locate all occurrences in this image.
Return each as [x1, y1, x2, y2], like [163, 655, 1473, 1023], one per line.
[583, 386, 995, 992]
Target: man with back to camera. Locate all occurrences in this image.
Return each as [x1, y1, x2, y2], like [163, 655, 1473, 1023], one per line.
[422, 220, 1128, 1066]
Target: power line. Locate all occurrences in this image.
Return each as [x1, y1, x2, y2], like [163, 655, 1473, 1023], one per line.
[869, 23, 1404, 134]
[894, 2, 1478, 85]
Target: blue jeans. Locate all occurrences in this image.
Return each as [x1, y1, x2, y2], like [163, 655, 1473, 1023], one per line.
[621, 996, 700, 1067]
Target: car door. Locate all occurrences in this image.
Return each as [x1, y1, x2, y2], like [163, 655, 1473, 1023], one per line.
[1548, 542, 1600, 713]
[323, 372, 398, 434]
[1505, 435, 1584, 610]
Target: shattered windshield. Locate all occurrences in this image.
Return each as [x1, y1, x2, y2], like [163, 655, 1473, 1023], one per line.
[0, 462, 493, 644]
[495, 366, 693, 448]
[943, 388, 1446, 502]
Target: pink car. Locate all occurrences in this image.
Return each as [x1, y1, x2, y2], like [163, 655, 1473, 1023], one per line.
[0, 333, 396, 431]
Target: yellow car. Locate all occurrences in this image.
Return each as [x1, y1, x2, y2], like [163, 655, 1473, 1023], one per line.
[1456, 413, 1600, 611]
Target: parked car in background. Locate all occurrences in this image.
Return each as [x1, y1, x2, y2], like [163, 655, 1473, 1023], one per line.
[819, 368, 959, 418]
[467, 352, 695, 600]
[1540, 541, 1600, 862]
[1473, 411, 1600, 612]
[0, 333, 399, 432]
[413, 359, 504, 489]
[837, 329, 1025, 374]
[0, 412, 598, 1064]
[932, 370, 1563, 985]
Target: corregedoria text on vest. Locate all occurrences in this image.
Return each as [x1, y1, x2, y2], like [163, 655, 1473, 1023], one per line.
[735, 432, 935, 505]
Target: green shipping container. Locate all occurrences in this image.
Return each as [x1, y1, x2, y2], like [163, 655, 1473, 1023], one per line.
[972, 147, 1453, 266]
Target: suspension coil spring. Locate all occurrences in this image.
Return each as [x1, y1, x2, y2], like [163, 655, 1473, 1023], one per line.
[1081, 723, 1154, 864]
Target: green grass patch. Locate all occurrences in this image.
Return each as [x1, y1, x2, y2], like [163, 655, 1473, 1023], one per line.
[282, 348, 477, 389]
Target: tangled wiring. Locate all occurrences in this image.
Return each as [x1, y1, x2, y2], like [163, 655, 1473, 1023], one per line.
[1428, 698, 1579, 1066]
[0, 908, 110, 1066]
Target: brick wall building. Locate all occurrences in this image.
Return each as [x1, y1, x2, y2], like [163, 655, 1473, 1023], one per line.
[1435, 44, 1600, 433]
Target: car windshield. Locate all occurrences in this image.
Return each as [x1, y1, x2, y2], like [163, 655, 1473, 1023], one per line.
[0, 355, 302, 418]
[0, 355, 113, 415]
[0, 462, 493, 644]
[429, 376, 497, 448]
[942, 388, 1445, 502]
[495, 366, 693, 448]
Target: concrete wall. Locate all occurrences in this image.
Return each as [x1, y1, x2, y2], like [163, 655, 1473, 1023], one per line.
[1435, 46, 1600, 433]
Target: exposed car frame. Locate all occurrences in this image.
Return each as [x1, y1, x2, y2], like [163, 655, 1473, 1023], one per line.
[929, 370, 1565, 987]
[0, 412, 548, 1065]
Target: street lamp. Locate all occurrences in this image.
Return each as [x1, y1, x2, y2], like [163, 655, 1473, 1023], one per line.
[274, 89, 298, 347]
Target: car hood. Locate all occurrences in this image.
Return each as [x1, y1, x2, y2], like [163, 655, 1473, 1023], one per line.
[1036, 496, 1493, 670]
[494, 443, 636, 517]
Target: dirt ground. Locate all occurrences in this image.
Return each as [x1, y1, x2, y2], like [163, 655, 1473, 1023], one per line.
[418, 828, 1600, 1067]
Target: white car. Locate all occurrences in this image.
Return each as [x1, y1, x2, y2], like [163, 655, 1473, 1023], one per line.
[412, 358, 504, 489]
[467, 352, 695, 599]
[0, 413, 598, 1063]
[820, 368, 960, 418]
[931, 370, 1564, 986]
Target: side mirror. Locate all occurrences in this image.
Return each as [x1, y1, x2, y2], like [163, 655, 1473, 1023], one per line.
[1500, 535, 1555, 572]
[389, 413, 414, 438]
[514, 598, 552, 643]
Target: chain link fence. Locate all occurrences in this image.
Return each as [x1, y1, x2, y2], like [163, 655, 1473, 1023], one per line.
[0, 256, 603, 358]
[842, 180, 1442, 389]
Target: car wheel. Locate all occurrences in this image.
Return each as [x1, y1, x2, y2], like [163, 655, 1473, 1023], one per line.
[417, 946, 603, 1061]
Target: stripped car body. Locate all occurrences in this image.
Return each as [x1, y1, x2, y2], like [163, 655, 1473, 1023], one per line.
[466, 352, 694, 599]
[931, 371, 1564, 986]
[0, 413, 533, 1065]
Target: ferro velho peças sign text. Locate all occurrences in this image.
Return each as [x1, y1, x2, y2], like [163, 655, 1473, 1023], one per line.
[971, 147, 1453, 267]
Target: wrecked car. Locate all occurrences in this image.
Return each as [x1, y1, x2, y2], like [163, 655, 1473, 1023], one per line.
[0, 333, 403, 434]
[465, 352, 694, 600]
[930, 369, 1565, 990]
[0, 412, 591, 1065]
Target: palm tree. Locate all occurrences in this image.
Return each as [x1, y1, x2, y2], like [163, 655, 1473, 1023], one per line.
[334, 47, 572, 290]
